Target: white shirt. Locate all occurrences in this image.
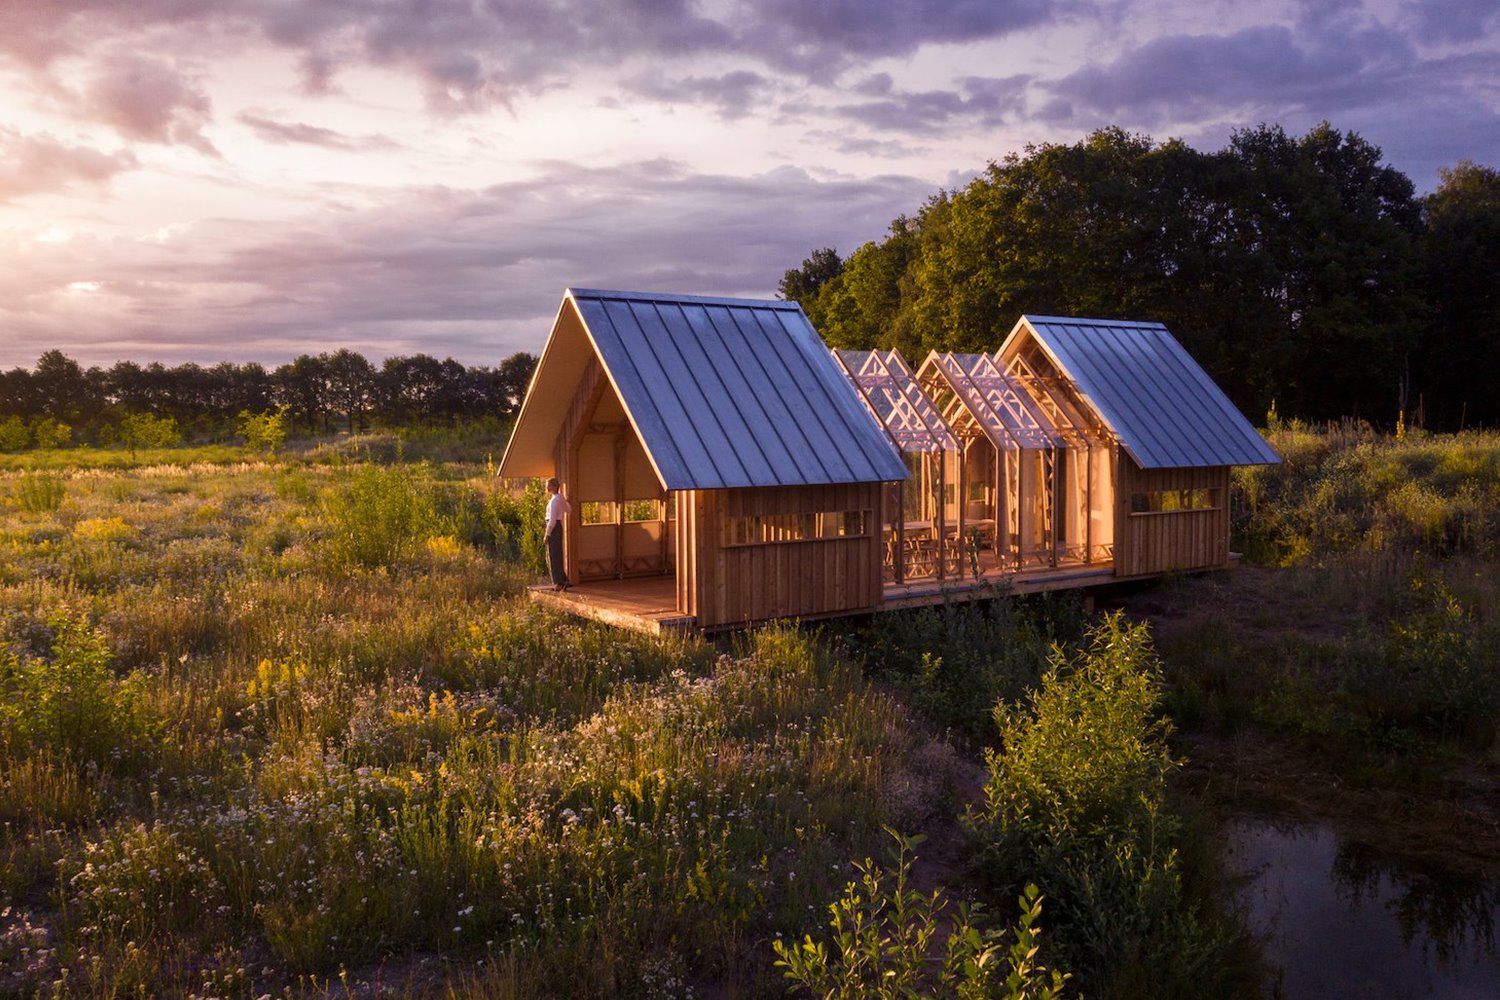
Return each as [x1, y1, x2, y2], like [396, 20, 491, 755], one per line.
[546, 492, 570, 531]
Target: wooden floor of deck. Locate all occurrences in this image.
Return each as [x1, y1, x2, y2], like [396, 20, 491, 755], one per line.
[528, 576, 694, 635]
[528, 559, 1123, 634]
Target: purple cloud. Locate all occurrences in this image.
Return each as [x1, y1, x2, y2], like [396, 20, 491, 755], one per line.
[0, 128, 138, 203]
[620, 70, 771, 120]
[236, 112, 399, 151]
[831, 75, 1030, 133]
[82, 55, 219, 155]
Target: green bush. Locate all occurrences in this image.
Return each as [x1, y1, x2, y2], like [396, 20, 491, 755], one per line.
[322, 461, 443, 568]
[118, 412, 182, 457]
[13, 471, 65, 513]
[30, 417, 71, 450]
[238, 407, 289, 454]
[486, 478, 548, 574]
[1343, 573, 1500, 747]
[851, 597, 1082, 741]
[971, 614, 1238, 998]
[0, 612, 156, 772]
[0, 415, 28, 451]
[1234, 427, 1500, 564]
[774, 829, 1068, 1000]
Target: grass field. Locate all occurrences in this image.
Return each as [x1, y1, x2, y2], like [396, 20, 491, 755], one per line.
[3, 424, 1498, 997]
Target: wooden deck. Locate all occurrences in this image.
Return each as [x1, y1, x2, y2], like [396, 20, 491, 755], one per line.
[529, 558, 1126, 633]
[528, 576, 695, 635]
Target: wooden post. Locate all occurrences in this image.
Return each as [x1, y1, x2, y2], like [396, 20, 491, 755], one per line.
[613, 434, 625, 579]
[957, 440, 967, 578]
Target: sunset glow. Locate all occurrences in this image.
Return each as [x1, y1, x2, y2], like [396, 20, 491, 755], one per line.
[1, 0, 1496, 368]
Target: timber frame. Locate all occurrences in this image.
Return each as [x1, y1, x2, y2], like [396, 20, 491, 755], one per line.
[501, 294, 1279, 634]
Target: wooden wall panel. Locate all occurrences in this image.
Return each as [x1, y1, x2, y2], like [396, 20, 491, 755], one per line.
[1113, 455, 1231, 576]
[686, 482, 884, 628]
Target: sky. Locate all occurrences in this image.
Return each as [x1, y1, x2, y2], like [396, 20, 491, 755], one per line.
[1, 0, 1497, 370]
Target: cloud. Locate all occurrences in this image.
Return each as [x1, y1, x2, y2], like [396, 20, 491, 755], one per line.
[745, 0, 1075, 76]
[1402, 0, 1500, 44]
[81, 54, 219, 155]
[804, 130, 929, 158]
[620, 70, 771, 120]
[0, 128, 137, 203]
[1032, 12, 1500, 189]
[236, 112, 398, 151]
[1045, 22, 1417, 124]
[0, 0, 1076, 111]
[0, 159, 932, 366]
[830, 74, 1030, 133]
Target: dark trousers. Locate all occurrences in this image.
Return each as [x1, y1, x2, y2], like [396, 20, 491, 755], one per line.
[546, 526, 568, 587]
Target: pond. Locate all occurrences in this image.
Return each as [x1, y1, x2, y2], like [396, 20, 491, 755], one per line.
[1226, 816, 1500, 999]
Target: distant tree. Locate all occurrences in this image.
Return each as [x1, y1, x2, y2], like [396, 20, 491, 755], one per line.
[494, 352, 538, 416]
[1419, 161, 1500, 428]
[376, 354, 445, 426]
[0, 415, 28, 451]
[273, 354, 329, 435]
[813, 218, 920, 351]
[30, 351, 92, 425]
[118, 412, 181, 458]
[323, 349, 376, 432]
[1221, 122, 1425, 421]
[779, 247, 844, 308]
[238, 407, 289, 454]
[798, 122, 1428, 422]
[31, 417, 72, 449]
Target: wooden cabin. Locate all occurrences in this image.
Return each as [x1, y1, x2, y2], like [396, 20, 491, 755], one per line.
[996, 315, 1280, 578]
[501, 292, 1278, 633]
[498, 289, 908, 630]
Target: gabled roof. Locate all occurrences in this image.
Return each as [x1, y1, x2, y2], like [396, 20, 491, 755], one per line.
[500, 289, 907, 489]
[833, 349, 958, 454]
[1001, 316, 1280, 469]
[919, 351, 1063, 452]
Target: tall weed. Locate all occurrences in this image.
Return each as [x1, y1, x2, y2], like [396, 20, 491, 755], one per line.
[12, 471, 65, 513]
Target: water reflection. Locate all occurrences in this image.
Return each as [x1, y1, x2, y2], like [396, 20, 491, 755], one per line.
[1226, 817, 1500, 999]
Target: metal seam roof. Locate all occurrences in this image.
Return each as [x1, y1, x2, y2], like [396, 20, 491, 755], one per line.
[1011, 316, 1279, 469]
[565, 289, 906, 489]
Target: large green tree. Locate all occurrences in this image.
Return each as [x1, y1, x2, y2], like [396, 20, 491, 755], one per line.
[792, 123, 1433, 424]
[1419, 161, 1500, 428]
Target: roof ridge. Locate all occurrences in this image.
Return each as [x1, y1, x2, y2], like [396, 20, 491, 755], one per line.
[568, 287, 801, 310]
[1022, 314, 1167, 328]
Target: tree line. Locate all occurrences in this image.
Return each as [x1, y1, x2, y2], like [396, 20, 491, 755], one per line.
[0, 348, 537, 447]
[781, 122, 1500, 430]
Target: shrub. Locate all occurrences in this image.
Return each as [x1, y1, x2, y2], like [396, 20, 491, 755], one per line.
[971, 613, 1235, 997]
[322, 461, 443, 568]
[238, 407, 289, 454]
[850, 598, 1077, 741]
[118, 412, 182, 457]
[0, 415, 29, 451]
[774, 829, 1068, 1000]
[486, 478, 548, 574]
[30, 418, 71, 450]
[1343, 573, 1500, 747]
[13, 471, 65, 513]
[0, 612, 156, 772]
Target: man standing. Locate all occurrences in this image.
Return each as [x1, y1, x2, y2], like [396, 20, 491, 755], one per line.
[544, 476, 571, 591]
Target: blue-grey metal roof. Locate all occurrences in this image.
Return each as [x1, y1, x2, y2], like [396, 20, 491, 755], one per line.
[568, 288, 907, 490]
[1011, 316, 1280, 469]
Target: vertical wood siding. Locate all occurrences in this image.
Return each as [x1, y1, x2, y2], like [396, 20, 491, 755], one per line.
[1113, 454, 1231, 576]
[683, 483, 884, 628]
